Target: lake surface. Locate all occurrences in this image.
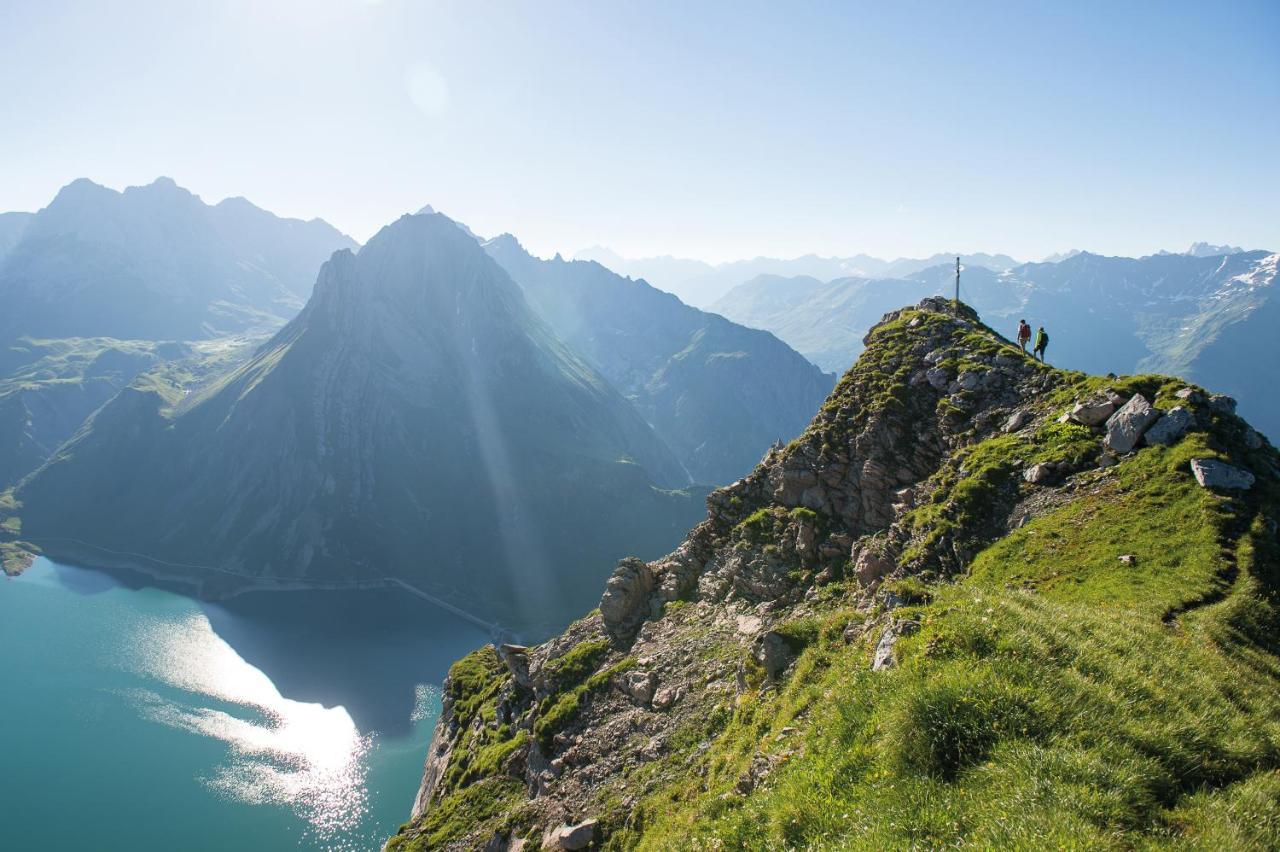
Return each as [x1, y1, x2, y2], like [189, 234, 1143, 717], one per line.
[0, 558, 491, 851]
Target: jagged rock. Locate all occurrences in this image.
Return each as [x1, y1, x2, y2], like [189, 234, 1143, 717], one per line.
[1144, 406, 1192, 446]
[1245, 428, 1263, 450]
[1003, 409, 1033, 433]
[601, 557, 656, 643]
[652, 684, 684, 710]
[1066, 399, 1116, 427]
[1023, 463, 1056, 485]
[851, 541, 893, 585]
[1105, 394, 1161, 454]
[1102, 388, 1128, 407]
[871, 619, 920, 671]
[736, 754, 774, 793]
[1190, 458, 1255, 491]
[616, 670, 657, 704]
[956, 371, 981, 391]
[753, 631, 795, 680]
[1209, 395, 1237, 414]
[926, 367, 949, 390]
[1174, 387, 1203, 402]
[542, 819, 598, 851]
[498, 644, 533, 690]
[736, 613, 763, 635]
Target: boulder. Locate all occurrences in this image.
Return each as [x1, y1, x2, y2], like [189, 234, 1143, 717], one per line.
[1190, 458, 1255, 491]
[600, 557, 656, 643]
[1209, 394, 1237, 414]
[542, 820, 598, 851]
[1003, 409, 1033, 433]
[753, 631, 795, 680]
[615, 670, 657, 704]
[851, 539, 894, 585]
[956, 371, 981, 392]
[925, 367, 949, 390]
[871, 619, 919, 671]
[1118, 554, 1137, 566]
[1104, 394, 1161, 454]
[1066, 399, 1116, 427]
[1245, 428, 1263, 450]
[1174, 387, 1204, 403]
[652, 684, 684, 710]
[1023, 462, 1056, 485]
[1143, 406, 1192, 446]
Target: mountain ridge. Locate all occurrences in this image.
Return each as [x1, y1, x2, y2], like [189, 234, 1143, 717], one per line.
[3, 212, 705, 630]
[387, 296, 1280, 850]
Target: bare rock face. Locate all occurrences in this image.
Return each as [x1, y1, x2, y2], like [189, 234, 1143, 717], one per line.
[1190, 458, 1255, 491]
[1105, 394, 1162, 454]
[1144, 406, 1192, 446]
[600, 557, 657, 643]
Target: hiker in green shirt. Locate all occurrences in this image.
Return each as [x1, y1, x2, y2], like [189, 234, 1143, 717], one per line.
[1033, 326, 1049, 363]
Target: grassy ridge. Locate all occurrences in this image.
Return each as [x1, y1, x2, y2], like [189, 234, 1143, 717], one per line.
[627, 428, 1280, 849]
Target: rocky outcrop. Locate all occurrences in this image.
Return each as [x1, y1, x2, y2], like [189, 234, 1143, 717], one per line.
[1190, 458, 1255, 491]
[600, 557, 657, 643]
[1105, 394, 1162, 454]
[1145, 406, 1193, 446]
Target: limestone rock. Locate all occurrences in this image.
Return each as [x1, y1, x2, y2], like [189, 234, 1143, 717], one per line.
[753, 631, 795, 680]
[1209, 394, 1237, 414]
[1119, 554, 1137, 566]
[652, 684, 684, 710]
[600, 557, 656, 643]
[1105, 394, 1161, 454]
[871, 619, 919, 671]
[1023, 462, 1056, 485]
[926, 367, 949, 390]
[1190, 458, 1255, 491]
[543, 819, 598, 851]
[1066, 399, 1116, 427]
[851, 542, 893, 584]
[1144, 406, 1192, 446]
[498, 644, 533, 690]
[616, 670, 657, 705]
[1003, 409, 1033, 433]
[1174, 387, 1203, 403]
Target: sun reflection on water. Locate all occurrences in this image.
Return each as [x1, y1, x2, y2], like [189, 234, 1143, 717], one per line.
[125, 611, 372, 845]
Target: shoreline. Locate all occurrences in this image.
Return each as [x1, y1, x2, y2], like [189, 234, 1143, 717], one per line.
[22, 535, 508, 639]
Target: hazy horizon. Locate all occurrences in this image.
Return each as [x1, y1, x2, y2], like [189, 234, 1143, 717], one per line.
[3, 1, 1277, 263]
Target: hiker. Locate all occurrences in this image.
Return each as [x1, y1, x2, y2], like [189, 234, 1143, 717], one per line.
[1033, 326, 1049, 362]
[1017, 319, 1031, 353]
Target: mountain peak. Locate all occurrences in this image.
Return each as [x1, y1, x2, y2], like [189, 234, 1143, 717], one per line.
[1187, 241, 1244, 257]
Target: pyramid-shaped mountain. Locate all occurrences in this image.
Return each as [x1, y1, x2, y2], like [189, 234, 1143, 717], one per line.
[11, 213, 704, 629]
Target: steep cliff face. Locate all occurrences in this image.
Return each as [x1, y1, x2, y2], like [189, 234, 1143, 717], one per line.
[7, 213, 704, 629]
[390, 298, 1280, 850]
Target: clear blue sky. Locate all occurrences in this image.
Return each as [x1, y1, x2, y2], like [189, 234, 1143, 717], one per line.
[2, 0, 1276, 262]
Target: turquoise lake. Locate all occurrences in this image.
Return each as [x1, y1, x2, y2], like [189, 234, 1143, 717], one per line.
[0, 557, 491, 851]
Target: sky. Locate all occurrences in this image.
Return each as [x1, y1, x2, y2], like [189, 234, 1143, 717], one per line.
[1, 0, 1277, 263]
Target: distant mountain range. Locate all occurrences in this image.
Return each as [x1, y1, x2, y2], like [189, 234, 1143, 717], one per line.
[0, 177, 356, 342]
[573, 246, 1020, 308]
[710, 247, 1279, 440]
[485, 235, 834, 484]
[9, 213, 708, 630]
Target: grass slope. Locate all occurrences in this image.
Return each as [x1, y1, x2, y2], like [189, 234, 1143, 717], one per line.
[624, 430, 1280, 849]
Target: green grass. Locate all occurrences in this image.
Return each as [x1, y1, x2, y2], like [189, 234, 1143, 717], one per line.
[626, 429, 1280, 849]
[535, 657, 635, 750]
